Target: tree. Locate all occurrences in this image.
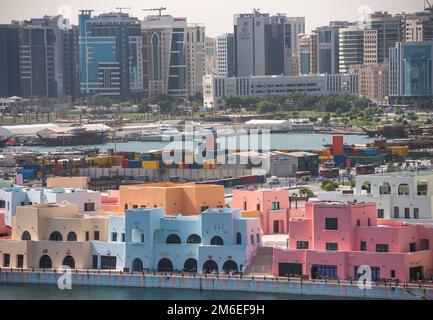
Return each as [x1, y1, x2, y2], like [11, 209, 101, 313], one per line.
[299, 187, 316, 199]
[321, 179, 339, 192]
[256, 101, 278, 114]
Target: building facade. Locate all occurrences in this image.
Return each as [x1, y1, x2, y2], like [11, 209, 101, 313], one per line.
[316, 23, 345, 74]
[297, 33, 317, 75]
[339, 26, 365, 73]
[216, 33, 235, 77]
[349, 63, 389, 104]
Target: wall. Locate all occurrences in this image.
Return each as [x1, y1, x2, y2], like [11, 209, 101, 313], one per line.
[47, 177, 89, 189]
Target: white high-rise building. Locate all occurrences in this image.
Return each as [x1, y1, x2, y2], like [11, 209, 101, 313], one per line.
[186, 24, 206, 96]
[216, 33, 235, 77]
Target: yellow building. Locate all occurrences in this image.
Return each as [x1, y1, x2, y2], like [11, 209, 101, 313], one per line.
[118, 183, 226, 216]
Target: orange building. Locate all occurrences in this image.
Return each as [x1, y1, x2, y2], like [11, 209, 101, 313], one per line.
[118, 183, 226, 216]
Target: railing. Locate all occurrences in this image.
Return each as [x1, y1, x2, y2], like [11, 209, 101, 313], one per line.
[1, 267, 433, 292]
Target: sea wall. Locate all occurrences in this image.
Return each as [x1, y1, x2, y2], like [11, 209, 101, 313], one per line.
[0, 271, 431, 300]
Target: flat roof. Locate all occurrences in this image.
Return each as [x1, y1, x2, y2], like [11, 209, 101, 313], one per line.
[359, 171, 433, 178]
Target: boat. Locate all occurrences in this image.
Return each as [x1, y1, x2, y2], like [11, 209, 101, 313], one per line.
[0, 136, 11, 147]
[361, 124, 408, 138]
[137, 125, 182, 142]
[36, 125, 108, 146]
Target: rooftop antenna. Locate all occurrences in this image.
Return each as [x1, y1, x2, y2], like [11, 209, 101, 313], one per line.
[142, 7, 167, 16]
[116, 7, 131, 13]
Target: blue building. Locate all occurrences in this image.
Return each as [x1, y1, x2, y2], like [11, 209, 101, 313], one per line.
[79, 11, 143, 102]
[121, 207, 261, 273]
[389, 41, 433, 102]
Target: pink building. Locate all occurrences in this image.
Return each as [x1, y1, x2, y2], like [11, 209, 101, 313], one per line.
[0, 213, 10, 237]
[273, 201, 433, 283]
[232, 189, 290, 234]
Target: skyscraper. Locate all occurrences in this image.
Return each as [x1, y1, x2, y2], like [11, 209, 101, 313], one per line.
[339, 25, 364, 74]
[186, 24, 206, 97]
[204, 36, 217, 76]
[79, 11, 142, 102]
[297, 32, 317, 75]
[216, 33, 235, 77]
[0, 25, 20, 98]
[389, 41, 433, 101]
[404, 11, 433, 42]
[316, 23, 345, 74]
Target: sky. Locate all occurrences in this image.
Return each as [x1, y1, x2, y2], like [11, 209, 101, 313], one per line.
[0, 0, 426, 36]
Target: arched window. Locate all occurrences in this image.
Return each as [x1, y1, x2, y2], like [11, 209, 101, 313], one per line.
[356, 219, 361, 226]
[131, 228, 144, 243]
[222, 260, 238, 273]
[158, 258, 173, 272]
[236, 232, 242, 245]
[67, 232, 77, 242]
[398, 184, 410, 195]
[210, 236, 224, 245]
[379, 182, 391, 195]
[166, 234, 181, 244]
[418, 181, 428, 196]
[183, 258, 197, 272]
[39, 255, 52, 269]
[361, 181, 371, 194]
[187, 234, 201, 244]
[132, 258, 144, 272]
[368, 218, 371, 226]
[22, 231, 31, 241]
[203, 260, 218, 274]
[49, 231, 63, 241]
[62, 256, 75, 269]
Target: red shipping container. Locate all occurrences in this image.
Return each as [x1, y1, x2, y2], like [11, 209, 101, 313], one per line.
[122, 159, 129, 169]
[333, 135, 344, 155]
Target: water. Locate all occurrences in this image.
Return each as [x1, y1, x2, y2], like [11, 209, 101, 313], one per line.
[0, 283, 349, 300]
[15, 133, 372, 153]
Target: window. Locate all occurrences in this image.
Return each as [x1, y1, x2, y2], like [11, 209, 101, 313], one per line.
[272, 202, 280, 210]
[236, 232, 242, 245]
[391, 270, 396, 278]
[85, 231, 90, 241]
[368, 218, 371, 226]
[210, 236, 224, 245]
[326, 243, 338, 251]
[92, 255, 98, 269]
[122, 233, 125, 242]
[251, 235, 255, 245]
[22, 231, 31, 241]
[124, 204, 128, 211]
[17, 254, 24, 268]
[187, 234, 201, 244]
[360, 241, 367, 251]
[378, 209, 384, 219]
[398, 184, 410, 195]
[297, 241, 309, 249]
[414, 208, 419, 219]
[243, 202, 247, 210]
[409, 243, 417, 252]
[201, 206, 209, 212]
[0, 200, 5, 209]
[403, 208, 410, 219]
[141, 234, 145, 243]
[111, 232, 118, 242]
[133, 205, 138, 209]
[394, 207, 399, 219]
[325, 218, 338, 230]
[49, 231, 63, 241]
[84, 203, 95, 212]
[256, 204, 261, 211]
[356, 219, 361, 226]
[67, 232, 77, 242]
[3, 254, 10, 267]
[256, 233, 260, 244]
[376, 244, 389, 252]
[94, 231, 100, 241]
[166, 234, 181, 244]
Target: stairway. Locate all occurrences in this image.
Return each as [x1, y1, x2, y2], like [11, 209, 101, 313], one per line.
[244, 247, 274, 276]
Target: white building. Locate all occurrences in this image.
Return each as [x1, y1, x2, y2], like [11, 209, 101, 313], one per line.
[0, 187, 101, 226]
[216, 33, 235, 77]
[317, 171, 433, 221]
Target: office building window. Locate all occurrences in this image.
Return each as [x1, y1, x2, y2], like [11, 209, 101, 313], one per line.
[325, 218, 338, 230]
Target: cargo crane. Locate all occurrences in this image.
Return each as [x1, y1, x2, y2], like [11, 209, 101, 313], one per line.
[426, 0, 433, 12]
[142, 7, 167, 16]
[116, 7, 131, 13]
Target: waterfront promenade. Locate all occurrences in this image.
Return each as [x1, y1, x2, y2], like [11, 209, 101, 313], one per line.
[0, 268, 432, 300]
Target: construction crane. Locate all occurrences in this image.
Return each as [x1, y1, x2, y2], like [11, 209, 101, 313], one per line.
[116, 7, 131, 13]
[142, 7, 167, 16]
[425, 0, 433, 12]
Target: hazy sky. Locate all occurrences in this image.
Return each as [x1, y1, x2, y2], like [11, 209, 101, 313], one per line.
[0, 0, 425, 36]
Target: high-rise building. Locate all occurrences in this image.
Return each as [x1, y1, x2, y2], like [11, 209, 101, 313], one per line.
[204, 36, 217, 76]
[404, 11, 433, 42]
[234, 11, 302, 77]
[141, 14, 189, 101]
[363, 29, 379, 65]
[79, 11, 143, 102]
[186, 24, 205, 97]
[349, 63, 389, 105]
[297, 32, 317, 75]
[216, 33, 235, 77]
[389, 41, 433, 101]
[316, 23, 345, 74]
[0, 25, 20, 98]
[362, 12, 404, 63]
[339, 26, 364, 73]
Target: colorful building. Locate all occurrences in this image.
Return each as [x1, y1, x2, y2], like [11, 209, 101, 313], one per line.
[118, 183, 226, 216]
[274, 201, 433, 282]
[233, 188, 290, 234]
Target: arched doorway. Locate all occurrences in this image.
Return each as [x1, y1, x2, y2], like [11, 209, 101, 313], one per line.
[203, 260, 219, 274]
[49, 231, 63, 241]
[183, 258, 198, 272]
[210, 236, 224, 245]
[132, 258, 144, 272]
[39, 255, 52, 269]
[62, 256, 75, 269]
[187, 234, 201, 244]
[67, 232, 77, 242]
[22, 231, 31, 241]
[223, 260, 238, 273]
[166, 234, 181, 244]
[158, 258, 173, 272]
